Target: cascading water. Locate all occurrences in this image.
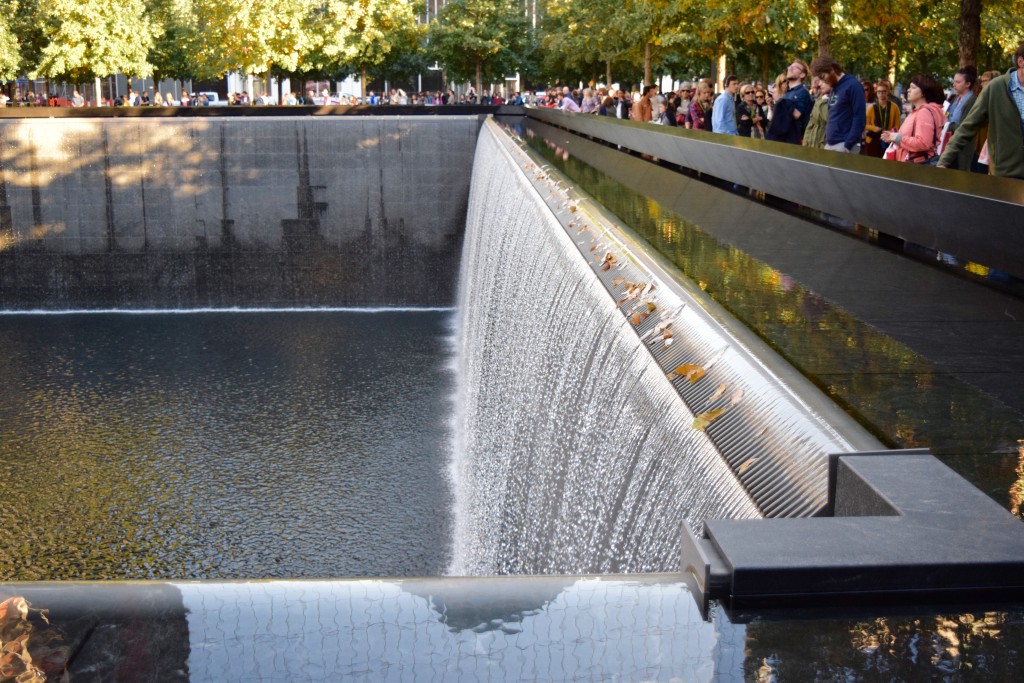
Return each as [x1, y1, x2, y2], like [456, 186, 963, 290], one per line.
[448, 123, 762, 576]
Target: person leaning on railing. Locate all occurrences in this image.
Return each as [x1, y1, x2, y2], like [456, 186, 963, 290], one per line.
[938, 43, 1024, 179]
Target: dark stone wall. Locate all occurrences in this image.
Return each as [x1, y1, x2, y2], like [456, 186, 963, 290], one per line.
[0, 116, 482, 308]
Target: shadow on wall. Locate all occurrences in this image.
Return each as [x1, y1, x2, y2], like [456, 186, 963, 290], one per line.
[0, 117, 481, 308]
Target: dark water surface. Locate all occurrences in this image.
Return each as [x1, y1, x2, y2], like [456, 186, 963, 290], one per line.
[0, 310, 455, 580]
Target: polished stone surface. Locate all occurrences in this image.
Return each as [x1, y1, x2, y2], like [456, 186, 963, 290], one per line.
[525, 108, 1024, 280]
[0, 117, 478, 308]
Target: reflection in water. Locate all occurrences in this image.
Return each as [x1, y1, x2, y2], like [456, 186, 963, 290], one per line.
[744, 609, 1024, 680]
[0, 310, 455, 580]
[6, 578, 1024, 681]
[507, 119, 1024, 514]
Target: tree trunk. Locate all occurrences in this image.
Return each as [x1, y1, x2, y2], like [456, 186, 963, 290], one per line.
[958, 0, 981, 68]
[816, 0, 833, 58]
[644, 43, 652, 86]
[476, 62, 483, 101]
[360, 68, 367, 102]
[716, 51, 727, 92]
[886, 28, 898, 85]
[94, 76, 102, 106]
[606, 60, 612, 88]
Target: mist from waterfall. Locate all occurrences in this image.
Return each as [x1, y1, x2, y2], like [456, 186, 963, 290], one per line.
[447, 124, 761, 577]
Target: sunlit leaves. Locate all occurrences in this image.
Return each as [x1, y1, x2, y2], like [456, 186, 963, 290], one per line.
[0, 7, 20, 80]
[34, 0, 158, 79]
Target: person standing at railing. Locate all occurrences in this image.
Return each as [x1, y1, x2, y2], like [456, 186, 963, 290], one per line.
[939, 44, 1024, 179]
[811, 55, 866, 154]
[712, 75, 740, 135]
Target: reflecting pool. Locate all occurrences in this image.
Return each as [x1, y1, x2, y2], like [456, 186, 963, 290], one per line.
[0, 309, 455, 580]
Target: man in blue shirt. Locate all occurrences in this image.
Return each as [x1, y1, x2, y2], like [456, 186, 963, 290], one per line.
[810, 55, 866, 153]
[712, 75, 740, 135]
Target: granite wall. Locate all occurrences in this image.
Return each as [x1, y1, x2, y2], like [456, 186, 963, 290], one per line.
[0, 116, 482, 308]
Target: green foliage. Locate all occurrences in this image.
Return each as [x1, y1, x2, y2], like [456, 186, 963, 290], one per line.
[2, 0, 1021, 91]
[0, 5, 21, 80]
[428, 0, 532, 91]
[34, 0, 158, 79]
[320, 0, 422, 80]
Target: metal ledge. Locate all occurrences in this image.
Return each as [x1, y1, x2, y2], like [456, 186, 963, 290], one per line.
[524, 108, 1024, 280]
[683, 449, 1024, 612]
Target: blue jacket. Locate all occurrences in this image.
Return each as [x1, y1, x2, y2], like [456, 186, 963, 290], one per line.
[825, 74, 866, 149]
[782, 83, 813, 139]
[712, 92, 739, 135]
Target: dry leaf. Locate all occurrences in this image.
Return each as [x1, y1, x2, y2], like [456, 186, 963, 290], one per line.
[674, 363, 706, 383]
[631, 312, 649, 325]
[738, 457, 757, 473]
[730, 388, 744, 405]
[708, 383, 728, 404]
[693, 408, 726, 431]
[612, 278, 626, 287]
[570, 205, 578, 213]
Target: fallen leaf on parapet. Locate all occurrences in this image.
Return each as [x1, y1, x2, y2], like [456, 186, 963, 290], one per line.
[693, 408, 726, 431]
[577, 226, 586, 235]
[730, 388, 744, 405]
[642, 282, 656, 297]
[589, 245, 597, 252]
[738, 457, 757, 473]
[663, 338, 674, 348]
[646, 301, 657, 312]
[0, 595, 29, 623]
[612, 278, 627, 287]
[570, 205, 578, 213]
[675, 363, 706, 383]
[708, 383, 728, 404]
[631, 311, 649, 325]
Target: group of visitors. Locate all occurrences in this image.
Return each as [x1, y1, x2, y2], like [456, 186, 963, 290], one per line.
[547, 43, 1024, 179]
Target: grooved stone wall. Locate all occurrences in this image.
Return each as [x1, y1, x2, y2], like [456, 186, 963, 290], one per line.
[0, 116, 482, 308]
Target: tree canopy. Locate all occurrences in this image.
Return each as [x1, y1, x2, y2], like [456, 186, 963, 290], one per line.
[2, 0, 1023, 91]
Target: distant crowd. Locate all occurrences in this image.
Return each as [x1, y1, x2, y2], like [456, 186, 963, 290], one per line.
[0, 85, 514, 108]
[543, 45, 1024, 180]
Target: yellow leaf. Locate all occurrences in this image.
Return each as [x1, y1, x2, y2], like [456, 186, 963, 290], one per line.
[738, 457, 757, 473]
[693, 408, 726, 431]
[631, 311, 649, 325]
[612, 277, 626, 287]
[674, 363, 706, 383]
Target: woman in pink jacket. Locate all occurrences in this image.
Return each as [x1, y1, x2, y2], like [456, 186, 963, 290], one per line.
[880, 74, 946, 165]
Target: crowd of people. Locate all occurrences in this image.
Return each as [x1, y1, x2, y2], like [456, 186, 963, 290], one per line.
[543, 43, 1024, 180]
[0, 85, 517, 108]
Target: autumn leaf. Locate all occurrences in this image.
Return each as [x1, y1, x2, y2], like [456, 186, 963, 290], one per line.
[730, 388, 745, 405]
[570, 205, 578, 213]
[738, 457, 757, 473]
[693, 408, 726, 431]
[707, 383, 728, 404]
[674, 363, 706, 383]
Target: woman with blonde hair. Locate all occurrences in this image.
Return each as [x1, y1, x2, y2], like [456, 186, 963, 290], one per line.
[688, 79, 714, 130]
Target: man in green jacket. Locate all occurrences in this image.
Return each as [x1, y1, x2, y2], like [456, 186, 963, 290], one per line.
[938, 43, 1024, 179]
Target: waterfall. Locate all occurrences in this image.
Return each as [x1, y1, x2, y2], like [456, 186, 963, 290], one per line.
[448, 122, 763, 576]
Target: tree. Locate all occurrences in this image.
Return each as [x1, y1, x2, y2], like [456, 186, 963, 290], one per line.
[320, 0, 422, 100]
[191, 0, 314, 82]
[429, 0, 531, 97]
[34, 0, 158, 101]
[0, 7, 21, 81]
